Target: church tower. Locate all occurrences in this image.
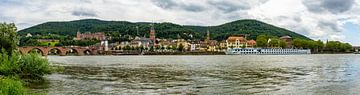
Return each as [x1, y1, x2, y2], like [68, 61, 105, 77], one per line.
[76, 30, 81, 40]
[150, 24, 156, 44]
[205, 30, 210, 43]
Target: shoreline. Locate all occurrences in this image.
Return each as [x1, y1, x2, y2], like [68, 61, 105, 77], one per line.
[45, 52, 358, 57]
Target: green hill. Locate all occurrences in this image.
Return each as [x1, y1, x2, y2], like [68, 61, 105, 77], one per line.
[18, 19, 310, 40]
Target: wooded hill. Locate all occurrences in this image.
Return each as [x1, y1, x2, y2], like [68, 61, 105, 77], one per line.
[18, 19, 310, 40]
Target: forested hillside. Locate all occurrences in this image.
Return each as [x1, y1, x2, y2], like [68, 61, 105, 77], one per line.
[18, 19, 310, 40]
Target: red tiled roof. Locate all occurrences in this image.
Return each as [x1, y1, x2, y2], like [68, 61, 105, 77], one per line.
[227, 36, 245, 42]
[247, 40, 256, 44]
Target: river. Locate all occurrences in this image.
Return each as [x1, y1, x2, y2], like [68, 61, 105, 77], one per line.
[30, 54, 360, 95]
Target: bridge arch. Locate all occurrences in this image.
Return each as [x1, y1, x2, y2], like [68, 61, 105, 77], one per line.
[83, 49, 92, 55]
[48, 48, 63, 56]
[28, 48, 45, 56]
[66, 48, 79, 56]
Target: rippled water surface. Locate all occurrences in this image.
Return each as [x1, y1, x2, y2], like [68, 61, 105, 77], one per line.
[31, 54, 360, 95]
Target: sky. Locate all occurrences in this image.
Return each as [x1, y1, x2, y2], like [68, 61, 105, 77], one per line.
[0, 0, 359, 45]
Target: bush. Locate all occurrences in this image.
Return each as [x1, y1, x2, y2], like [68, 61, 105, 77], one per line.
[0, 77, 25, 95]
[0, 49, 51, 80]
[0, 49, 20, 77]
[18, 53, 51, 80]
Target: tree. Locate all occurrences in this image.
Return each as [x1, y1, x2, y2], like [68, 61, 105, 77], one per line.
[149, 46, 154, 52]
[241, 44, 246, 49]
[155, 46, 160, 50]
[229, 45, 235, 49]
[178, 44, 184, 52]
[135, 46, 140, 50]
[269, 38, 280, 47]
[166, 46, 171, 51]
[0, 23, 17, 53]
[293, 38, 304, 48]
[314, 40, 324, 52]
[279, 40, 288, 48]
[171, 45, 177, 50]
[323, 41, 352, 52]
[256, 35, 268, 47]
[139, 45, 144, 51]
[340, 43, 352, 52]
[160, 46, 165, 52]
[124, 45, 131, 50]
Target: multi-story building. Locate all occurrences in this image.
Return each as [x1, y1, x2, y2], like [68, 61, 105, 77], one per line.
[176, 39, 189, 51]
[207, 40, 218, 51]
[226, 35, 256, 49]
[130, 37, 153, 48]
[189, 40, 201, 51]
[280, 36, 293, 48]
[158, 39, 171, 49]
[219, 40, 227, 50]
[75, 31, 106, 40]
[226, 35, 247, 48]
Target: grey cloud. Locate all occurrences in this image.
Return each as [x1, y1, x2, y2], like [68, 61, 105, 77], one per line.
[303, 0, 354, 14]
[152, 0, 205, 12]
[293, 17, 302, 22]
[208, 1, 250, 13]
[152, 0, 177, 9]
[183, 4, 205, 12]
[318, 21, 342, 32]
[72, 8, 98, 17]
[322, 0, 354, 13]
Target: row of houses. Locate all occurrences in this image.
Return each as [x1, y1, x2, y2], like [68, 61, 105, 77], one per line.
[111, 29, 265, 52]
[108, 24, 295, 52]
[25, 24, 293, 52]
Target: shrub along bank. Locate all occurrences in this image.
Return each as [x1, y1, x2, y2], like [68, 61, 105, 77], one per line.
[0, 49, 51, 95]
[1, 23, 52, 95]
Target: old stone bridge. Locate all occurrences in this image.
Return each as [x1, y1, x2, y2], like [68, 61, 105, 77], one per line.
[18, 46, 100, 56]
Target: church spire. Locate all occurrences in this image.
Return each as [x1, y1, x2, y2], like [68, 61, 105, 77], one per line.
[206, 29, 210, 40]
[149, 23, 156, 45]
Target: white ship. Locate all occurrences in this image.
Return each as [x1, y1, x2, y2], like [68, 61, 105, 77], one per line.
[225, 48, 311, 55]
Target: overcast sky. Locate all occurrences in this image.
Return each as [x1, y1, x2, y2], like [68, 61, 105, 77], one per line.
[0, 0, 359, 45]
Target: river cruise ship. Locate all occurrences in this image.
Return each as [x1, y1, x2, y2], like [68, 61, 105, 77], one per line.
[226, 48, 311, 55]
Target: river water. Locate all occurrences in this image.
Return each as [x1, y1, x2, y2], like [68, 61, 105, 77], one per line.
[30, 54, 360, 95]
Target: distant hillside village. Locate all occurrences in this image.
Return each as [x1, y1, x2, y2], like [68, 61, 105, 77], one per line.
[19, 19, 355, 54]
[22, 24, 312, 54]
